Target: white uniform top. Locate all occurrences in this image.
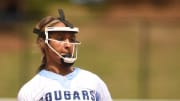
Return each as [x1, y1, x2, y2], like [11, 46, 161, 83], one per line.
[17, 68, 112, 101]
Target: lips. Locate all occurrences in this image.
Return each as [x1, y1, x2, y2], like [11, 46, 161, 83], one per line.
[61, 53, 72, 58]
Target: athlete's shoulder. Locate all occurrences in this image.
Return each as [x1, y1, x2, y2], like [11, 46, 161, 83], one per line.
[77, 67, 113, 101]
[17, 72, 48, 100]
[19, 74, 42, 89]
[78, 68, 98, 76]
[76, 67, 103, 82]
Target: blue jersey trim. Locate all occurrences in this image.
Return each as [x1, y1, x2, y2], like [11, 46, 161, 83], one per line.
[38, 67, 80, 88]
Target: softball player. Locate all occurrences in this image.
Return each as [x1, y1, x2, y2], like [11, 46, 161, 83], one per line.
[17, 9, 112, 101]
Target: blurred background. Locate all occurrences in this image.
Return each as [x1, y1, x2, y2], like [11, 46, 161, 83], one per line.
[0, 0, 180, 99]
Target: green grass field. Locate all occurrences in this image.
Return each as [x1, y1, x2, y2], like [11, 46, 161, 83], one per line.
[0, 3, 180, 99]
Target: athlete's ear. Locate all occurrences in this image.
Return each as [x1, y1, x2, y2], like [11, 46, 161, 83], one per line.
[37, 38, 46, 49]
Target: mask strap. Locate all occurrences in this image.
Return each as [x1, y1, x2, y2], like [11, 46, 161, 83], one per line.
[58, 9, 74, 28]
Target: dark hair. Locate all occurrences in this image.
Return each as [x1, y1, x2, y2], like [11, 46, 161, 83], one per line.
[35, 16, 61, 71]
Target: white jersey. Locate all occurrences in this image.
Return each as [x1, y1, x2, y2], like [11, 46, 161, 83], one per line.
[17, 68, 112, 101]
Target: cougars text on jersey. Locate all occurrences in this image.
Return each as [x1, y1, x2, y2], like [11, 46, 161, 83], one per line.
[39, 89, 99, 101]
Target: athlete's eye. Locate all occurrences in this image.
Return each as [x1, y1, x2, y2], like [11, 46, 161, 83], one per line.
[57, 38, 64, 41]
[50, 35, 64, 41]
[69, 38, 76, 43]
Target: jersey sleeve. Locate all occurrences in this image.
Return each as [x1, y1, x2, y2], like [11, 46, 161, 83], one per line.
[96, 77, 112, 101]
[17, 87, 32, 101]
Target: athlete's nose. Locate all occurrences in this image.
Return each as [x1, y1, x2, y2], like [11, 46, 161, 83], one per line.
[63, 39, 72, 49]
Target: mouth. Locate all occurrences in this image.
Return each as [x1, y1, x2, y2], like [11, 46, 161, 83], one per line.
[61, 53, 72, 58]
[60, 53, 75, 65]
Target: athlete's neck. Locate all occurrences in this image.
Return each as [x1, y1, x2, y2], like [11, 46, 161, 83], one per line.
[46, 65, 74, 76]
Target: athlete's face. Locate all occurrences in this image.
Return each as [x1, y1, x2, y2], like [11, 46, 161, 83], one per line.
[45, 22, 77, 65]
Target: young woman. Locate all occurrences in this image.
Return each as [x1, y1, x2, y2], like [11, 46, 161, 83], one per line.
[17, 9, 112, 101]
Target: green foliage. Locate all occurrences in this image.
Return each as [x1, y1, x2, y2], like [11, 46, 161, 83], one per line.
[25, 0, 49, 20]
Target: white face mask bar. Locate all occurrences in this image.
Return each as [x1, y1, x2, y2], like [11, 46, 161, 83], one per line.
[45, 27, 80, 63]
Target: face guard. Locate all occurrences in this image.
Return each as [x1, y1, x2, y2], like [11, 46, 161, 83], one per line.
[33, 9, 81, 66]
[44, 27, 81, 64]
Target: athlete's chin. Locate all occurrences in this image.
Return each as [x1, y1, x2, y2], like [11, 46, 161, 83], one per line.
[60, 58, 74, 68]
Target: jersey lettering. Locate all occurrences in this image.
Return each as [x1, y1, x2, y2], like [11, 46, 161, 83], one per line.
[39, 97, 43, 101]
[54, 91, 62, 100]
[82, 90, 89, 100]
[64, 91, 71, 100]
[45, 92, 52, 101]
[73, 91, 80, 100]
[90, 90, 96, 101]
[40, 89, 96, 101]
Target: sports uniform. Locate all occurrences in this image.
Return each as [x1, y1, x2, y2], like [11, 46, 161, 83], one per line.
[17, 9, 112, 101]
[18, 68, 112, 101]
